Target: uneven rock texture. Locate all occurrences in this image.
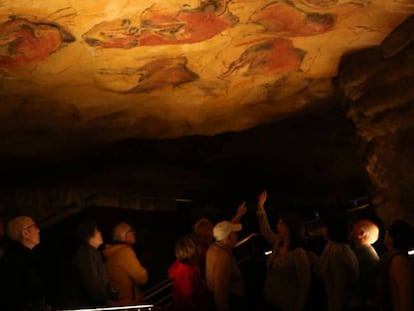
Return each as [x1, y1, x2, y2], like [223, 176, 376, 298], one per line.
[0, 106, 367, 226]
[339, 15, 414, 225]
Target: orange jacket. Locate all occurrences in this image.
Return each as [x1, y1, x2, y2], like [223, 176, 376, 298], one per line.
[103, 244, 148, 305]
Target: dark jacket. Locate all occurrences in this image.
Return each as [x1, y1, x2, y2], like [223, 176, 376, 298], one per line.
[68, 244, 112, 308]
[0, 241, 46, 311]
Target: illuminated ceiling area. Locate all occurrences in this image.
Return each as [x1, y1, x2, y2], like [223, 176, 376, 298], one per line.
[1, 0, 414, 225]
[0, 0, 413, 153]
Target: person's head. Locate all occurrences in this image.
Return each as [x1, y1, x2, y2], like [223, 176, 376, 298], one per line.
[323, 214, 349, 244]
[352, 219, 379, 247]
[385, 219, 414, 252]
[175, 234, 199, 264]
[193, 217, 213, 243]
[7, 216, 40, 250]
[213, 221, 242, 248]
[112, 222, 136, 245]
[75, 220, 103, 249]
[276, 212, 305, 250]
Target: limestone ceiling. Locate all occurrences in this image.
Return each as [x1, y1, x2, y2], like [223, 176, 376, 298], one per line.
[0, 0, 413, 155]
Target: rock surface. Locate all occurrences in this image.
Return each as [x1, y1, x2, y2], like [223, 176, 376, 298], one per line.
[339, 14, 414, 225]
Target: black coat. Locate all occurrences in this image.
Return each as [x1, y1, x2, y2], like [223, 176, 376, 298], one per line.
[0, 241, 46, 311]
[67, 244, 112, 308]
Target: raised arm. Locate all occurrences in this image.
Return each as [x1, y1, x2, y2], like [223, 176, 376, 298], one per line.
[230, 201, 247, 224]
[256, 190, 280, 246]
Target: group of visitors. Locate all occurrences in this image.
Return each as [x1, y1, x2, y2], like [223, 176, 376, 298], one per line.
[0, 217, 148, 310]
[168, 191, 414, 311]
[0, 189, 413, 311]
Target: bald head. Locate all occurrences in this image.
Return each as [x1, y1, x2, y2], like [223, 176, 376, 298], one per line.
[112, 222, 136, 245]
[353, 219, 379, 246]
[7, 216, 40, 249]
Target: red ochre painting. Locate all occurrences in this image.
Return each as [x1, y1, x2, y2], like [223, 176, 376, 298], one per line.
[98, 57, 199, 93]
[250, 2, 335, 36]
[0, 18, 75, 67]
[82, 0, 238, 48]
[0, 0, 407, 135]
[221, 38, 305, 78]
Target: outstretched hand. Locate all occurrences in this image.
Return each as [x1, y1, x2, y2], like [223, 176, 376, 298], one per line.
[257, 190, 267, 211]
[236, 201, 247, 217]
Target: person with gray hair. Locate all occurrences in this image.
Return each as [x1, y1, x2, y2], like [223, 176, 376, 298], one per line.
[102, 222, 148, 305]
[206, 220, 245, 311]
[0, 216, 50, 310]
[351, 219, 380, 309]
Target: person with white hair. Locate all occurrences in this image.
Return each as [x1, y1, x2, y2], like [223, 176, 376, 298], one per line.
[206, 220, 245, 311]
[0, 216, 49, 310]
[351, 219, 380, 309]
[102, 222, 148, 305]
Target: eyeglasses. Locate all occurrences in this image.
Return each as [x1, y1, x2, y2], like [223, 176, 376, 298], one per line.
[24, 223, 38, 230]
[126, 229, 135, 235]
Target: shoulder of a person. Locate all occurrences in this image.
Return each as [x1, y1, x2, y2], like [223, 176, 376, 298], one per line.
[75, 244, 98, 258]
[390, 253, 411, 269]
[210, 244, 232, 259]
[117, 244, 135, 256]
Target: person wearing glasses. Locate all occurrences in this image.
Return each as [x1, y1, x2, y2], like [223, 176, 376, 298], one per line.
[0, 216, 50, 310]
[103, 222, 148, 305]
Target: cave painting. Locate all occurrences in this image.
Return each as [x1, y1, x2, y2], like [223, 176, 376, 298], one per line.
[83, 0, 238, 49]
[267, 74, 334, 102]
[395, 0, 414, 3]
[98, 56, 199, 93]
[0, 18, 75, 67]
[221, 38, 305, 78]
[295, 0, 370, 9]
[250, 1, 335, 36]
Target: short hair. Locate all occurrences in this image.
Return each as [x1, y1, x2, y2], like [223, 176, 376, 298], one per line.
[320, 211, 349, 244]
[388, 220, 414, 253]
[112, 222, 132, 242]
[7, 216, 33, 241]
[279, 212, 305, 250]
[354, 219, 379, 245]
[193, 217, 212, 234]
[175, 234, 198, 262]
[75, 220, 97, 244]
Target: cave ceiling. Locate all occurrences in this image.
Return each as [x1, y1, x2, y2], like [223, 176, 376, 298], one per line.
[0, 0, 413, 156]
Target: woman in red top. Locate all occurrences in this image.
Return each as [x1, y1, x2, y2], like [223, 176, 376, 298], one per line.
[168, 234, 209, 311]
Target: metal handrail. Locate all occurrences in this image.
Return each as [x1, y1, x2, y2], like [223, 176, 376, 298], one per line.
[143, 232, 260, 303]
[143, 279, 174, 301]
[235, 232, 259, 248]
[58, 304, 155, 311]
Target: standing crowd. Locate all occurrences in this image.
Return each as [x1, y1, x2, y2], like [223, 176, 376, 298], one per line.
[0, 190, 413, 311]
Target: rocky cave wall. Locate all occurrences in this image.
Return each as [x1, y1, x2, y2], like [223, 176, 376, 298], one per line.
[0, 105, 367, 227]
[339, 15, 414, 226]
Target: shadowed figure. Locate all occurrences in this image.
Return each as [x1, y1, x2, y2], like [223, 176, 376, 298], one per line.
[103, 222, 148, 305]
[378, 220, 414, 311]
[255, 190, 310, 311]
[351, 219, 379, 309]
[0, 216, 50, 310]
